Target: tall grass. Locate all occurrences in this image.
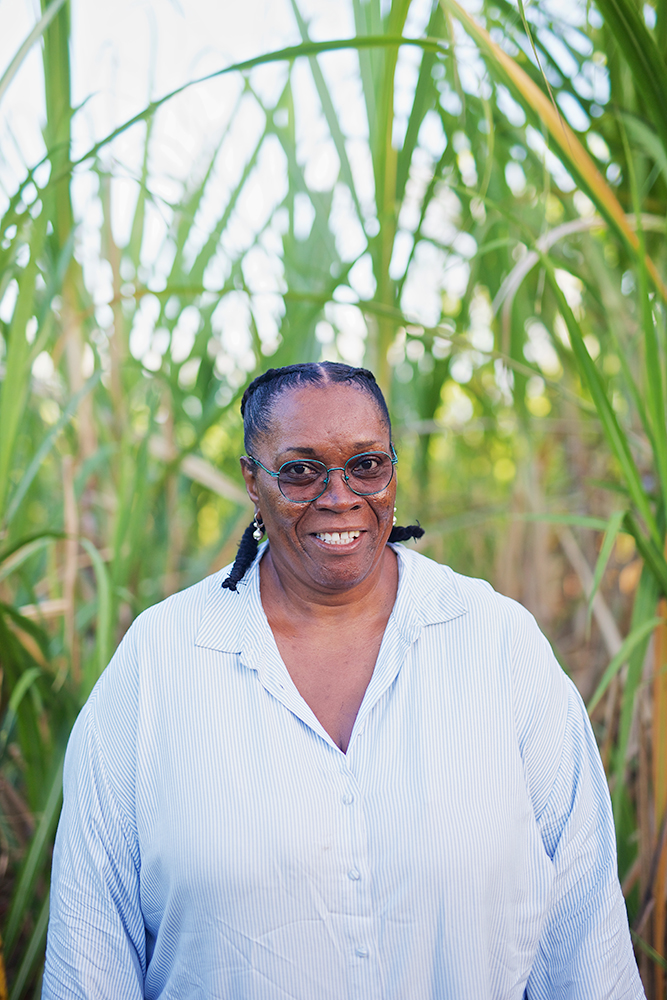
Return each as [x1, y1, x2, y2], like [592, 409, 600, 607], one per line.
[2, 0, 667, 993]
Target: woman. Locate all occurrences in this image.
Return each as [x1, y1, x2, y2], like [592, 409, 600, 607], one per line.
[44, 362, 643, 999]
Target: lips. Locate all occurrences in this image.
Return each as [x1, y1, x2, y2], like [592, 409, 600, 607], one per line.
[314, 530, 362, 546]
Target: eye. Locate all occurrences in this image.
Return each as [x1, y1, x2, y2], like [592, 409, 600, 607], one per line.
[348, 453, 387, 477]
[279, 460, 324, 483]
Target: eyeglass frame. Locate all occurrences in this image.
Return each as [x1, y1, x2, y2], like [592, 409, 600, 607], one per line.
[245, 444, 398, 504]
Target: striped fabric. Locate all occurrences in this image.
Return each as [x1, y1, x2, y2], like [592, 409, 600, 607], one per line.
[43, 544, 644, 999]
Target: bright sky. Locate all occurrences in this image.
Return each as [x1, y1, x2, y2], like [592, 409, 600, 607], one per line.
[0, 0, 509, 381]
[4, 0, 300, 137]
[0, 0, 624, 436]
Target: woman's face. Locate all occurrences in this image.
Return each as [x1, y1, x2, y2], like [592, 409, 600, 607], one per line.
[241, 383, 397, 596]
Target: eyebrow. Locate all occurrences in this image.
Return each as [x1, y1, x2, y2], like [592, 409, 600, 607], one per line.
[281, 442, 384, 456]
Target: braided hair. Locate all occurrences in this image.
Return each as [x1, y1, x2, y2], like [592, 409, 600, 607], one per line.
[222, 362, 424, 591]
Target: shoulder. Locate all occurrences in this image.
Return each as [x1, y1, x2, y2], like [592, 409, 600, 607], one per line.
[75, 565, 241, 780]
[395, 544, 567, 711]
[85, 564, 238, 720]
[395, 544, 537, 635]
[127, 568, 228, 647]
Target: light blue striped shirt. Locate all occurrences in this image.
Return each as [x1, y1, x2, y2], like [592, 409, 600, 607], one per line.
[44, 544, 644, 999]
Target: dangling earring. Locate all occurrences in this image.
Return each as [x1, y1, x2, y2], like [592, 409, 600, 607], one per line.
[393, 506, 397, 526]
[253, 513, 265, 541]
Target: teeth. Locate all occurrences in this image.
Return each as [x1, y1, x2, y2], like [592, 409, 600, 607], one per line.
[315, 530, 361, 545]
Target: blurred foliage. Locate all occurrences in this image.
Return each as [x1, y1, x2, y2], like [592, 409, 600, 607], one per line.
[2, 0, 667, 993]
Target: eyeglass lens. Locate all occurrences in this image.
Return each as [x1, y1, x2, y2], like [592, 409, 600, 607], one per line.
[278, 452, 394, 501]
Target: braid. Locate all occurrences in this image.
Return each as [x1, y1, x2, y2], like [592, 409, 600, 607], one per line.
[221, 522, 260, 592]
[389, 524, 424, 543]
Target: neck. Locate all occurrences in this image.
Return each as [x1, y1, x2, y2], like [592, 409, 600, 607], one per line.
[259, 545, 398, 625]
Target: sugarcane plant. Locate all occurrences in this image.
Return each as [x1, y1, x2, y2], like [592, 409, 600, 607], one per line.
[429, 0, 667, 990]
[3, 0, 667, 994]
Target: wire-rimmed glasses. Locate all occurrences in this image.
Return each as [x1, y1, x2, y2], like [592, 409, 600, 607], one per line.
[246, 446, 397, 503]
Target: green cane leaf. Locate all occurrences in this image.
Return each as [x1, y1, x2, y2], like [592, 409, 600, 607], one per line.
[586, 510, 627, 636]
[588, 616, 663, 714]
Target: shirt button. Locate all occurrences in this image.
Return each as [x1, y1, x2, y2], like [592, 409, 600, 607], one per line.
[347, 868, 361, 881]
[342, 793, 354, 805]
[355, 945, 369, 958]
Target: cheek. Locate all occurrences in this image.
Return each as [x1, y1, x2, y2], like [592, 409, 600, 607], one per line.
[374, 494, 396, 527]
[260, 495, 306, 537]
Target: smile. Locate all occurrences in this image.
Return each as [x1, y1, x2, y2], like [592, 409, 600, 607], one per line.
[314, 530, 361, 545]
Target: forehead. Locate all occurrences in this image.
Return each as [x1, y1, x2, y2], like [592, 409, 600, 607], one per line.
[263, 383, 389, 451]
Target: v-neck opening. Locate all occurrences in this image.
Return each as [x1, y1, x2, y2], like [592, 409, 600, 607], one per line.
[241, 544, 419, 754]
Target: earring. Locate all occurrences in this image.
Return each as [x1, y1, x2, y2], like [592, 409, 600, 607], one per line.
[253, 514, 265, 541]
[393, 506, 397, 526]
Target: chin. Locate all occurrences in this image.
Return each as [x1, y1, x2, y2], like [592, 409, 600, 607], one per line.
[304, 545, 385, 592]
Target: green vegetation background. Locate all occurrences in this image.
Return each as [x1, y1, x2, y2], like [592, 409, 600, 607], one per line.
[2, 0, 667, 994]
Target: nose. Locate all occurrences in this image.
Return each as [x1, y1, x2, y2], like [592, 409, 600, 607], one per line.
[313, 468, 360, 508]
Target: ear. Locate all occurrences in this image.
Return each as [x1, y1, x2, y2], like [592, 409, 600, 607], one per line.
[240, 456, 260, 505]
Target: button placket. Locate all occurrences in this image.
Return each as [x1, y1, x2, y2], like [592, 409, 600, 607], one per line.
[338, 764, 365, 893]
[338, 743, 382, 986]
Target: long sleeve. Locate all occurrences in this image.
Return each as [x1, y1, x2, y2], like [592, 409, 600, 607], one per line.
[43, 630, 145, 999]
[515, 615, 645, 999]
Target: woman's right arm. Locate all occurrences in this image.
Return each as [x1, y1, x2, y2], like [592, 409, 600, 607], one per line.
[43, 632, 145, 999]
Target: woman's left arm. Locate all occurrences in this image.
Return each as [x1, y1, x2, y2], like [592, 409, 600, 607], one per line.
[512, 609, 645, 999]
[526, 680, 644, 998]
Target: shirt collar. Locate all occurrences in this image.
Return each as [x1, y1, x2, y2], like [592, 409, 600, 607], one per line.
[387, 543, 468, 642]
[194, 542, 467, 658]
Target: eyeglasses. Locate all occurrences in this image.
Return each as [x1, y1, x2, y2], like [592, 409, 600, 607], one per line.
[246, 446, 398, 503]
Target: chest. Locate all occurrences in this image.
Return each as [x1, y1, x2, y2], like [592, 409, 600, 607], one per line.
[272, 627, 385, 751]
[137, 645, 551, 998]
[140, 639, 531, 868]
